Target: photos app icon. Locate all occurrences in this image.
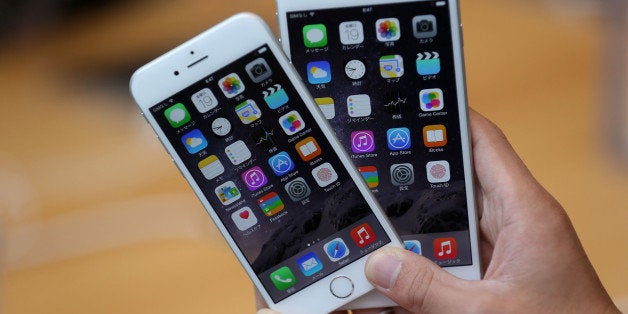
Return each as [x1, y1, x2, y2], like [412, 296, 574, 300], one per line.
[219, 73, 245, 98]
[376, 18, 401, 42]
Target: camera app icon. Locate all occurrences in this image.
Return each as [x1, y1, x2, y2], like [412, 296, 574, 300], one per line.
[245, 57, 273, 83]
[412, 15, 437, 39]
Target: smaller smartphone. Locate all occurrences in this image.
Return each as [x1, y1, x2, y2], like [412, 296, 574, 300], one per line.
[276, 0, 482, 309]
[130, 13, 402, 314]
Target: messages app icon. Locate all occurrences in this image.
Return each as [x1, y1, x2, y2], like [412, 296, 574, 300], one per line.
[165, 103, 191, 128]
[307, 61, 331, 84]
[303, 24, 328, 48]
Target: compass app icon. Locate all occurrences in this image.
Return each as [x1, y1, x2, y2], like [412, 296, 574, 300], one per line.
[324, 238, 350, 262]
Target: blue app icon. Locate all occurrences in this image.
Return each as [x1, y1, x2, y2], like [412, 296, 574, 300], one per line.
[387, 127, 412, 150]
[181, 129, 208, 154]
[307, 61, 332, 84]
[297, 252, 323, 276]
[416, 52, 441, 75]
[404, 240, 422, 255]
[324, 238, 350, 262]
[264, 85, 289, 109]
[268, 151, 295, 176]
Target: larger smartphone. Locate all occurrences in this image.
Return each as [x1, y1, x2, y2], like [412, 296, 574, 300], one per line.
[276, 0, 482, 308]
[130, 13, 402, 314]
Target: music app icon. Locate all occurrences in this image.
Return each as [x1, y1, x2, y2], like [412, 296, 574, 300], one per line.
[242, 166, 268, 191]
[350, 223, 376, 248]
[351, 130, 375, 153]
[433, 237, 458, 260]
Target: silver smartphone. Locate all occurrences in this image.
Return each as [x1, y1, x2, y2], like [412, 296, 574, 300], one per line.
[276, 0, 482, 308]
[130, 13, 402, 314]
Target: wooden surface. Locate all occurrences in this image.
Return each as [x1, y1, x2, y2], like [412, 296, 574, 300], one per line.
[0, 0, 626, 313]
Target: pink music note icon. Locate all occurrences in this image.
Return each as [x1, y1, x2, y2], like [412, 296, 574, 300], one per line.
[248, 172, 261, 183]
[356, 227, 371, 244]
[356, 135, 368, 148]
[351, 131, 375, 153]
[434, 237, 457, 260]
[351, 223, 376, 248]
[437, 241, 451, 256]
[242, 166, 268, 191]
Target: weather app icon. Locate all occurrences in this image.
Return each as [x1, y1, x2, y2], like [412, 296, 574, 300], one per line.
[181, 129, 207, 154]
[307, 61, 332, 84]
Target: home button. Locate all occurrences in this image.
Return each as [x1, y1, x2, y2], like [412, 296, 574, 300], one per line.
[329, 276, 354, 298]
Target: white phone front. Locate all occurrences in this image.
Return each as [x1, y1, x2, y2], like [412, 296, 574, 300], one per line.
[130, 13, 403, 314]
[276, 0, 482, 309]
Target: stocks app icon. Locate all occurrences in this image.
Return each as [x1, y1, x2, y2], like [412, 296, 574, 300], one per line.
[383, 91, 408, 115]
[252, 125, 277, 151]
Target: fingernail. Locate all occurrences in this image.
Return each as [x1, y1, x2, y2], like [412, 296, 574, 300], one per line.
[365, 249, 402, 291]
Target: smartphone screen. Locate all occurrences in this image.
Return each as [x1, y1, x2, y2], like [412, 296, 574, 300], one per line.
[285, 0, 474, 267]
[148, 45, 391, 302]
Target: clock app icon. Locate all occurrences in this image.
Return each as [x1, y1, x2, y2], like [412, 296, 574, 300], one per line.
[211, 117, 232, 137]
[344, 59, 366, 80]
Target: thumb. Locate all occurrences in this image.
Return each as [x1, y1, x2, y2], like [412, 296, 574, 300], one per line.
[365, 247, 480, 313]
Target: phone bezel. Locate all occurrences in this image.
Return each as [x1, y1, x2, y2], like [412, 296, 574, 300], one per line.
[130, 13, 403, 314]
[276, 0, 482, 288]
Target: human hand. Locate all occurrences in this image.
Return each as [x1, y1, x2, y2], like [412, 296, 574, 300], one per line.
[362, 109, 619, 313]
[255, 110, 620, 313]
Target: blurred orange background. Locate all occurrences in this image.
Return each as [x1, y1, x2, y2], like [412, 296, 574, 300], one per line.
[0, 0, 626, 313]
